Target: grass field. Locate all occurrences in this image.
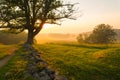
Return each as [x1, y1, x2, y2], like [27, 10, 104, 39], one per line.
[0, 45, 19, 80]
[35, 43, 120, 80]
[0, 43, 120, 80]
[0, 46, 33, 80]
[0, 45, 16, 60]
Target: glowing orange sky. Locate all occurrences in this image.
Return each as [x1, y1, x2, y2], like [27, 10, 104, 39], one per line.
[40, 0, 120, 34]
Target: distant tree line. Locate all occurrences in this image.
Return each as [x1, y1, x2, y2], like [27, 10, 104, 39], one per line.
[0, 31, 27, 45]
[77, 24, 117, 44]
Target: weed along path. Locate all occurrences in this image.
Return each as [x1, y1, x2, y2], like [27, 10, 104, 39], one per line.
[0, 48, 17, 68]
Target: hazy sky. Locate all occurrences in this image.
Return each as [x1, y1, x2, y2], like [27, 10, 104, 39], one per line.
[41, 0, 120, 34]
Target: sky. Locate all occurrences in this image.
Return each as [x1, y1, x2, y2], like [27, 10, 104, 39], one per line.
[40, 0, 120, 34]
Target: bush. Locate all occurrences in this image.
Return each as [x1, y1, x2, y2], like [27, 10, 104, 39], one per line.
[77, 24, 116, 44]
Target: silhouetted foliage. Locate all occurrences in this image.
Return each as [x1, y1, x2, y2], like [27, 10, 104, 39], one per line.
[0, 0, 77, 44]
[77, 24, 116, 44]
[77, 34, 88, 43]
[89, 24, 116, 44]
[77, 32, 90, 43]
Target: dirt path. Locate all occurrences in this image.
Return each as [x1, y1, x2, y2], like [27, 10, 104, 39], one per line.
[0, 48, 17, 68]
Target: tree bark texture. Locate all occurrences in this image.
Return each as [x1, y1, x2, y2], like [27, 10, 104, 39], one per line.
[26, 30, 34, 44]
[25, 21, 45, 45]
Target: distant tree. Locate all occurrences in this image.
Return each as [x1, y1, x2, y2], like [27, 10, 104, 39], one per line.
[77, 33, 89, 43]
[77, 34, 84, 43]
[0, 0, 77, 44]
[88, 24, 116, 44]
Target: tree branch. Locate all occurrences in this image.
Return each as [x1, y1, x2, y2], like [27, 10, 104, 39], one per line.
[33, 21, 45, 36]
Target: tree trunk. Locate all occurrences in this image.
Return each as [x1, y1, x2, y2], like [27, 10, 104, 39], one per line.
[25, 21, 45, 45]
[26, 30, 34, 45]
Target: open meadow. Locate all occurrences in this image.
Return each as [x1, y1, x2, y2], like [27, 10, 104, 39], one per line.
[35, 43, 120, 80]
[0, 43, 120, 80]
[0, 0, 120, 80]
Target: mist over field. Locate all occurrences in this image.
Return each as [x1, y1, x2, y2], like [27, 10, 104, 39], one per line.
[35, 33, 78, 44]
[0, 29, 120, 44]
[35, 29, 120, 44]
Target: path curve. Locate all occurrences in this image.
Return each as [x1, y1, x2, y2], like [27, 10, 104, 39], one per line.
[0, 48, 17, 68]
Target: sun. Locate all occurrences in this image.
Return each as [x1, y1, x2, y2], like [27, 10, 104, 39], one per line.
[43, 24, 52, 29]
[36, 20, 53, 29]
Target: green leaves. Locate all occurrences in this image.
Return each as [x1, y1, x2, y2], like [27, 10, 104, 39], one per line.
[77, 24, 116, 44]
[91, 24, 116, 44]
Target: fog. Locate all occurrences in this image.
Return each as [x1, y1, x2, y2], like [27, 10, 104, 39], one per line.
[35, 33, 78, 44]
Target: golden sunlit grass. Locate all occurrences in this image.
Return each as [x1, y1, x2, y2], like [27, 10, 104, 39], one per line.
[35, 43, 120, 80]
[0, 43, 120, 80]
[0, 46, 33, 80]
[0, 45, 16, 59]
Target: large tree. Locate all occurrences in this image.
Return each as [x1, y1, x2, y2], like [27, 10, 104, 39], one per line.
[0, 0, 77, 44]
[88, 24, 116, 44]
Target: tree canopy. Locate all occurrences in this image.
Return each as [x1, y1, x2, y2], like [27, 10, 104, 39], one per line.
[0, 0, 77, 44]
[77, 24, 116, 44]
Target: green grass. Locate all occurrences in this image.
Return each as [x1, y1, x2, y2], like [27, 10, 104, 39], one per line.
[35, 43, 120, 80]
[0, 46, 22, 80]
[0, 45, 15, 59]
[0, 46, 35, 80]
[0, 43, 120, 80]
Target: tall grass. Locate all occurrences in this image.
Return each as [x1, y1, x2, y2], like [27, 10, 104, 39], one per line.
[0, 47, 33, 80]
[0, 43, 120, 80]
[35, 43, 120, 80]
[0, 45, 15, 59]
